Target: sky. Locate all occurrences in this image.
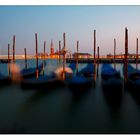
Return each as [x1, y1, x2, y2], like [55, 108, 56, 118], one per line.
[0, 6, 140, 55]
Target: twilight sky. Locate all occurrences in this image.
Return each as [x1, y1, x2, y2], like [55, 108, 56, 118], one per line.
[0, 6, 140, 55]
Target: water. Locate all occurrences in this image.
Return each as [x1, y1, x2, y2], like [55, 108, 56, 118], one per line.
[0, 60, 140, 134]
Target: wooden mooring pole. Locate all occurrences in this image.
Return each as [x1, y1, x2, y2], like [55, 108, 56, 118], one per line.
[24, 48, 27, 69]
[97, 46, 99, 78]
[57, 49, 59, 65]
[93, 30, 96, 81]
[94, 30, 96, 64]
[124, 27, 128, 82]
[35, 33, 38, 79]
[13, 35, 15, 63]
[43, 41, 46, 76]
[136, 38, 138, 69]
[12, 35, 16, 79]
[97, 46, 100, 63]
[62, 32, 66, 80]
[76, 40, 79, 74]
[114, 38, 116, 69]
[44, 41, 46, 60]
[8, 44, 10, 76]
[59, 41, 61, 64]
[8, 44, 10, 63]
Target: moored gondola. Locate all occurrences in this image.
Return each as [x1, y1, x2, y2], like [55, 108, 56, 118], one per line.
[78, 62, 94, 77]
[68, 62, 76, 72]
[20, 61, 45, 78]
[101, 64, 122, 102]
[65, 63, 94, 94]
[123, 64, 140, 103]
[20, 61, 64, 90]
[124, 64, 140, 93]
[20, 74, 64, 90]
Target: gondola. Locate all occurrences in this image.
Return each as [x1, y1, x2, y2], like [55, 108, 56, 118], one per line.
[0, 73, 11, 86]
[68, 62, 76, 71]
[123, 64, 140, 103]
[124, 64, 140, 93]
[20, 62, 45, 78]
[20, 61, 64, 90]
[78, 62, 94, 77]
[65, 63, 94, 94]
[20, 74, 64, 90]
[65, 62, 76, 78]
[101, 64, 122, 102]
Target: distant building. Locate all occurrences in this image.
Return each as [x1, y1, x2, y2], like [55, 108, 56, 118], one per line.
[73, 53, 92, 59]
[38, 53, 49, 59]
[106, 53, 113, 58]
[127, 53, 140, 58]
[107, 53, 140, 59]
[50, 50, 59, 59]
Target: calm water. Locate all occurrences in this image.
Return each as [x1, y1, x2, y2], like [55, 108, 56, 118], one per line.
[0, 59, 140, 134]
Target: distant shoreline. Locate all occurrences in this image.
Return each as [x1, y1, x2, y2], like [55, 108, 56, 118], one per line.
[0, 58, 140, 64]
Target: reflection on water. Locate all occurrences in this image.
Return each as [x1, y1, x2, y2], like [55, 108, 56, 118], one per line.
[0, 60, 140, 133]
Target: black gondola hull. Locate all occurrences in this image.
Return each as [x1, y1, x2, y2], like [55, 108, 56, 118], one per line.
[65, 76, 93, 95]
[20, 76, 64, 90]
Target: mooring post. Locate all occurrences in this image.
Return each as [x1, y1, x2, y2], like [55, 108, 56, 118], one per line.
[13, 35, 15, 63]
[12, 35, 16, 79]
[94, 30, 96, 64]
[57, 49, 59, 65]
[8, 44, 10, 63]
[62, 32, 66, 80]
[24, 48, 27, 69]
[59, 41, 61, 64]
[124, 27, 128, 82]
[43, 41, 46, 76]
[93, 30, 96, 81]
[97, 46, 99, 63]
[136, 38, 138, 69]
[76, 40, 79, 74]
[114, 38, 116, 69]
[8, 44, 10, 76]
[35, 33, 38, 79]
[97, 46, 99, 77]
[44, 41, 46, 60]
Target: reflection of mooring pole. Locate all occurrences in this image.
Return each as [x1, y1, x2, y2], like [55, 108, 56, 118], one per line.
[136, 38, 138, 70]
[114, 38, 116, 69]
[76, 40, 79, 75]
[93, 30, 96, 82]
[24, 48, 27, 69]
[35, 33, 38, 79]
[124, 27, 128, 82]
[63, 32, 66, 80]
